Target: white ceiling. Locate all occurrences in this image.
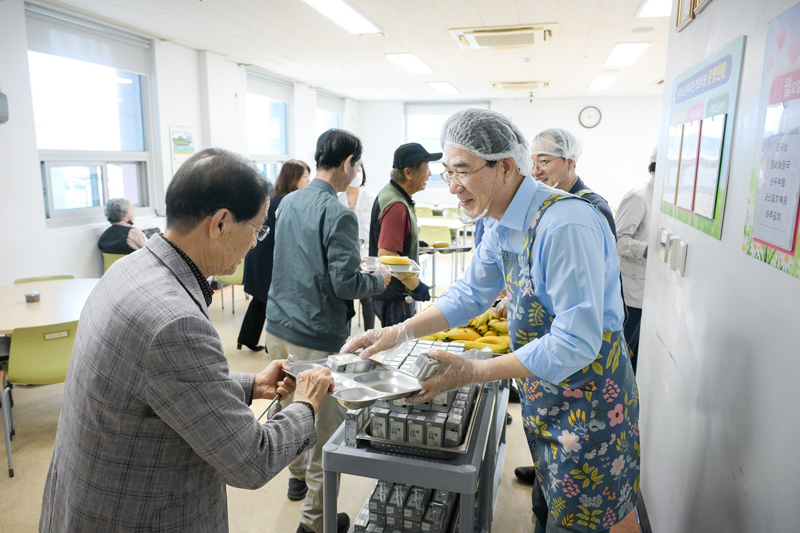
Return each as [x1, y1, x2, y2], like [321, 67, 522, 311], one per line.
[43, 0, 670, 101]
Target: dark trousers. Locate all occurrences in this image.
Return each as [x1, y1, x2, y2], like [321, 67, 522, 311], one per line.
[238, 297, 266, 348]
[360, 297, 375, 331]
[624, 305, 642, 373]
[532, 476, 610, 533]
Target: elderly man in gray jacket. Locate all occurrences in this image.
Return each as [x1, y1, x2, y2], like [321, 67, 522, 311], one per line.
[40, 148, 334, 533]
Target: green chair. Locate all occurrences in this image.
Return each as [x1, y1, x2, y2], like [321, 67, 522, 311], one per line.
[102, 253, 127, 273]
[415, 207, 434, 218]
[13, 275, 74, 284]
[214, 260, 247, 313]
[1, 320, 78, 477]
[418, 225, 452, 246]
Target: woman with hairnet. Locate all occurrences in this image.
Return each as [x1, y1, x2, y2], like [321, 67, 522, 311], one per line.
[343, 108, 639, 532]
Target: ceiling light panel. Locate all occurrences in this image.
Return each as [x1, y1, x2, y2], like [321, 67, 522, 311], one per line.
[302, 0, 381, 34]
[589, 76, 618, 90]
[604, 42, 649, 67]
[637, 0, 671, 18]
[385, 53, 434, 74]
[428, 82, 458, 94]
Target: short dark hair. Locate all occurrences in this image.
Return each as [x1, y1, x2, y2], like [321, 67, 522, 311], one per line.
[359, 164, 367, 186]
[648, 161, 656, 174]
[165, 148, 273, 233]
[315, 129, 362, 171]
[105, 198, 131, 223]
[275, 159, 311, 199]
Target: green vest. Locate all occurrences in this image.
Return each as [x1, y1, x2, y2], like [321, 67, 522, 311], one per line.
[376, 182, 419, 262]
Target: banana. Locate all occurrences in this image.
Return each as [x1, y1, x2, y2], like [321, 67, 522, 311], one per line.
[458, 340, 489, 350]
[474, 309, 493, 329]
[379, 255, 412, 265]
[419, 335, 437, 341]
[431, 331, 448, 341]
[446, 327, 482, 341]
[477, 336, 506, 345]
[433, 241, 450, 248]
[489, 320, 508, 333]
[476, 324, 489, 335]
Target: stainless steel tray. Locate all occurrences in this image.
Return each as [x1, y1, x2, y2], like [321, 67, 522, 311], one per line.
[385, 259, 422, 277]
[284, 358, 422, 409]
[419, 246, 472, 255]
[356, 386, 485, 460]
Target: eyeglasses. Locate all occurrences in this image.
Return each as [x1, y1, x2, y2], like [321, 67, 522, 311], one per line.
[245, 219, 270, 241]
[533, 157, 563, 171]
[439, 163, 489, 187]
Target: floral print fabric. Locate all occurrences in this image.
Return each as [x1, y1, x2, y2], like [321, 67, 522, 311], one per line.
[503, 193, 640, 532]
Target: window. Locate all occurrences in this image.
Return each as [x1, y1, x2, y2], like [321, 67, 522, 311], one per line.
[247, 72, 292, 179]
[26, 6, 154, 225]
[405, 102, 490, 204]
[316, 92, 344, 138]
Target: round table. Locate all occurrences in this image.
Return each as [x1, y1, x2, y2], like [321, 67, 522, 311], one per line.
[0, 279, 99, 335]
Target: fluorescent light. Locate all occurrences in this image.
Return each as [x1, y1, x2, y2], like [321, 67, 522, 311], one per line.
[302, 0, 381, 35]
[589, 76, 617, 90]
[385, 53, 434, 74]
[637, 0, 671, 18]
[605, 43, 649, 67]
[116, 77, 133, 84]
[428, 82, 459, 94]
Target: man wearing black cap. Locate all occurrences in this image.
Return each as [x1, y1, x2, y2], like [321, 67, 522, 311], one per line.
[368, 142, 439, 327]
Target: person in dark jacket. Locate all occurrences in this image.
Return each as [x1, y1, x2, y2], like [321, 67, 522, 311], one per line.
[98, 198, 147, 254]
[237, 159, 311, 351]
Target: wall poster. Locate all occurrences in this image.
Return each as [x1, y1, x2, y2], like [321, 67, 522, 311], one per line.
[169, 126, 196, 177]
[661, 36, 745, 239]
[743, 2, 800, 278]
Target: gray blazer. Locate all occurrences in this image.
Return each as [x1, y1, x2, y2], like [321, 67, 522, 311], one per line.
[40, 235, 316, 532]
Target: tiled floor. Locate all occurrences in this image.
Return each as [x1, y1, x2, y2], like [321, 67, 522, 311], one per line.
[0, 253, 641, 532]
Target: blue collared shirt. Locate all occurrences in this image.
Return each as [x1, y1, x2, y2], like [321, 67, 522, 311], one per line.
[435, 176, 624, 383]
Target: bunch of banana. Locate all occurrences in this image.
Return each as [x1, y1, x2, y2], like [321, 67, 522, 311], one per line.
[418, 310, 511, 352]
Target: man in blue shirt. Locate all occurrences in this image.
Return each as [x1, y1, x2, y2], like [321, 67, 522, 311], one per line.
[344, 109, 639, 533]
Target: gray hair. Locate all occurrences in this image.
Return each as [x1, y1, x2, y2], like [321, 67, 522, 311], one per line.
[105, 198, 132, 223]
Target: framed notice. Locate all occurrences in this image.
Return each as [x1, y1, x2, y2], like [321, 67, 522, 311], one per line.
[661, 36, 744, 239]
[676, 120, 700, 210]
[694, 114, 727, 219]
[169, 126, 195, 177]
[743, 2, 800, 278]
[676, 0, 694, 31]
[663, 125, 684, 204]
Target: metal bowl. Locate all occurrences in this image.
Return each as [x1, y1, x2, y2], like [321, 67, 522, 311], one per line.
[332, 386, 382, 409]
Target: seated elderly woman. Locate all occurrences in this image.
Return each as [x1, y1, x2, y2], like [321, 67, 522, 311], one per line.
[97, 197, 147, 254]
[40, 148, 335, 533]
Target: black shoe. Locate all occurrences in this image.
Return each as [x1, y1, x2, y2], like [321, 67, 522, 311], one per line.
[508, 386, 520, 403]
[237, 342, 265, 352]
[287, 478, 308, 501]
[514, 466, 537, 485]
[506, 413, 513, 425]
[295, 513, 349, 533]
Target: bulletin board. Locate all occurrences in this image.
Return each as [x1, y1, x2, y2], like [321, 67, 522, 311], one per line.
[743, 2, 800, 278]
[661, 36, 745, 239]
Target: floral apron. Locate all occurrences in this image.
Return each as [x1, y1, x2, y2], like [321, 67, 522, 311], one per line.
[502, 193, 640, 532]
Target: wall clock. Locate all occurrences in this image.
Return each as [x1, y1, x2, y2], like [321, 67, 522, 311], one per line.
[579, 106, 601, 128]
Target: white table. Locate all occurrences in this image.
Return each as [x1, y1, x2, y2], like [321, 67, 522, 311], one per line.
[0, 279, 99, 335]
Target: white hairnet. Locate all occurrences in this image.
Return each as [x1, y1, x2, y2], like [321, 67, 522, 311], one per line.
[440, 108, 532, 176]
[530, 128, 583, 162]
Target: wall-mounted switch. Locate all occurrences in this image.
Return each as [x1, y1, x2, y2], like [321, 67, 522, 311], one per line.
[667, 235, 680, 269]
[675, 240, 688, 276]
[658, 228, 672, 263]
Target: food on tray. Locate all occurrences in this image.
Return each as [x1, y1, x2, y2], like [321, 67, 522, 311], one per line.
[379, 255, 412, 265]
[432, 241, 450, 248]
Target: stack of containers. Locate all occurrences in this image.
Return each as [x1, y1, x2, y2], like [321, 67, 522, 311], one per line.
[354, 480, 459, 533]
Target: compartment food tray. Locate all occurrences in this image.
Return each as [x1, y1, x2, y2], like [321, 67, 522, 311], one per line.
[284, 358, 422, 409]
[419, 246, 472, 255]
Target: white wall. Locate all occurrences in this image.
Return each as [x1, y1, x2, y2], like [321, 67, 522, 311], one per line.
[493, 97, 661, 210]
[639, 1, 800, 531]
[352, 97, 661, 210]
